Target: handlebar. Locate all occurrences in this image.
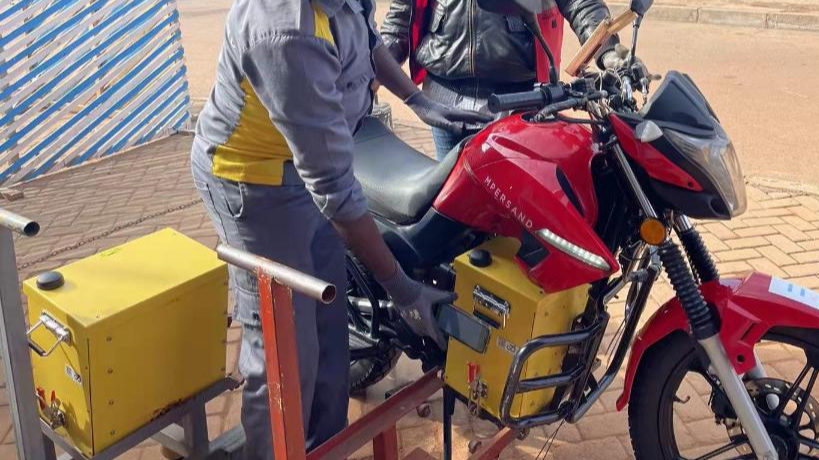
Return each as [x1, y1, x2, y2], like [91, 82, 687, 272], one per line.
[488, 90, 549, 113]
[487, 83, 569, 114]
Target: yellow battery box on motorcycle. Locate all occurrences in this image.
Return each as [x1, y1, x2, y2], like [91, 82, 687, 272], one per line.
[22, 228, 228, 456]
[442, 237, 589, 420]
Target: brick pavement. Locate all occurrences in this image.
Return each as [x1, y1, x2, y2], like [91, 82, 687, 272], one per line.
[2, 122, 819, 459]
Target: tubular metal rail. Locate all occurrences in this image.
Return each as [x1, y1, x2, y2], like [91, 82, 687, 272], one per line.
[0, 208, 58, 460]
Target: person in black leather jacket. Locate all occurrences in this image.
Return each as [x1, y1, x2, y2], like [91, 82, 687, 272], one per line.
[381, 0, 623, 160]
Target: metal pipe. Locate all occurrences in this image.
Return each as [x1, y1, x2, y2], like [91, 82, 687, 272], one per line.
[0, 208, 40, 236]
[612, 145, 659, 219]
[603, 243, 647, 304]
[0, 226, 54, 460]
[699, 336, 778, 459]
[673, 214, 694, 232]
[216, 244, 336, 304]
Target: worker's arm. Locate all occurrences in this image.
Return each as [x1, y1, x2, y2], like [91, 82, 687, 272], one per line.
[240, 33, 450, 347]
[379, 0, 412, 64]
[241, 33, 394, 274]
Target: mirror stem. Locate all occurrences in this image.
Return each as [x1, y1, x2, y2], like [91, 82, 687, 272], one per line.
[629, 14, 643, 67]
[522, 14, 559, 84]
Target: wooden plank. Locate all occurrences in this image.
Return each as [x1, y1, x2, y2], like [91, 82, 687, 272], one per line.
[565, 9, 637, 76]
[565, 19, 610, 76]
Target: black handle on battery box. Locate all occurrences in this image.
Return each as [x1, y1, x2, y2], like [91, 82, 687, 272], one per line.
[28, 339, 48, 357]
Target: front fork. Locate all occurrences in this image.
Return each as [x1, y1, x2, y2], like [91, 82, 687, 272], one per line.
[612, 146, 779, 459]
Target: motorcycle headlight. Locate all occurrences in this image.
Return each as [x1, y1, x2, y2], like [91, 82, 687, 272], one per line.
[664, 126, 747, 217]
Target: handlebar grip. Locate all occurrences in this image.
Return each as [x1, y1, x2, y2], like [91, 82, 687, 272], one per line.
[487, 90, 547, 113]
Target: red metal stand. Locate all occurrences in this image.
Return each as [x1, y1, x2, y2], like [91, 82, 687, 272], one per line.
[217, 244, 520, 460]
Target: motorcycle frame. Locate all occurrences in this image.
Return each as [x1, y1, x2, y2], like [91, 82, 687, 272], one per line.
[346, 129, 667, 427]
[349, 102, 819, 457]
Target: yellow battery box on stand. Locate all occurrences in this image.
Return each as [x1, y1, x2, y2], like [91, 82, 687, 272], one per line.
[441, 237, 589, 421]
[23, 228, 229, 457]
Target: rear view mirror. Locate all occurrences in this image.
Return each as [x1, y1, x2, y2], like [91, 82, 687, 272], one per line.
[477, 0, 545, 16]
[630, 0, 653, 15]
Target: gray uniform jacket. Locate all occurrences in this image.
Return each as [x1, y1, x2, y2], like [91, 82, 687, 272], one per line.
[193, 0, 382, 222]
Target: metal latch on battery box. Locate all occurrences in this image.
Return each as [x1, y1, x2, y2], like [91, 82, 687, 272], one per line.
[36, 387, 66, 429]
[27, 311, 72, 357]
[468, 379, 488, 417]
[467, 362, 488, 417]
[472, 285, 510, 327]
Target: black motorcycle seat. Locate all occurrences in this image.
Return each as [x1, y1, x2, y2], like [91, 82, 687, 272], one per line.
[353, 117, 459, 225]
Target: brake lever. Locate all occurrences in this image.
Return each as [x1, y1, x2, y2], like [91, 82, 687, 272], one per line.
[532, 90, 608, 122]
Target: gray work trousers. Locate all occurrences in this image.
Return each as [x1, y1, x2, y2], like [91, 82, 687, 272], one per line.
[191, 146, 349, 459]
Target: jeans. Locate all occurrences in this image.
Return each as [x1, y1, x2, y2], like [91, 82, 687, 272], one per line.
[432, 127, 480, 161]
[190, 144, 349, 459]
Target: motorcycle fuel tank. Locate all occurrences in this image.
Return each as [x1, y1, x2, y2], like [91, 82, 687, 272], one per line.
[434, 114, 617, 292]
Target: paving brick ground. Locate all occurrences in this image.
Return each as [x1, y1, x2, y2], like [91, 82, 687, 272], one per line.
[2, 121, 819, 459]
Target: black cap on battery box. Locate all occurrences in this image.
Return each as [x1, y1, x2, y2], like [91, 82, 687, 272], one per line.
[468, 249, 492, 267]
[36, 271, 64, 291]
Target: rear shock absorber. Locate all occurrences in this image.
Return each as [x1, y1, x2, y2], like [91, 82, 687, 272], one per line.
[657, 240, 719, 340]
[674, 215, 719, 283]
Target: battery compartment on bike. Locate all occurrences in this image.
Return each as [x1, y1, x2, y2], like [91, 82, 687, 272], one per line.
[442, 237, 589, 421]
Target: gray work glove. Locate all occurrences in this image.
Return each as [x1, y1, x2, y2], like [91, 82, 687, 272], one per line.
[404, 91, 493, 136]
[377, 262, 455, 349]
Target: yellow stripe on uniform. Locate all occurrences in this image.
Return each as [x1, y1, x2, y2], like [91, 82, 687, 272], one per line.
[211, 3, 336, 185]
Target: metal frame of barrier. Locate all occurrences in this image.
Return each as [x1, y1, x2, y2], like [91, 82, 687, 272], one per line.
[0, 0, 192, 185]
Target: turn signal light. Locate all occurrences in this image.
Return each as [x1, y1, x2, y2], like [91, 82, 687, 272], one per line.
[639, 218, 667, 245]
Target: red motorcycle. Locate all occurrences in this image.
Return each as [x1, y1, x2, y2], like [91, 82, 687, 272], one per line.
[347, 0, 819, 458]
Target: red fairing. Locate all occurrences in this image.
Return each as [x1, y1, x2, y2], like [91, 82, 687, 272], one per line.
[609, 114, 703, 191]
[616, 272, 819, 411]
[434, 114, 618, 292]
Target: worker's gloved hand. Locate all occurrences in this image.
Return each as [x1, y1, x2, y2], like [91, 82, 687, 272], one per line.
[404, 91, 493, 136]
[377, 262, 455, 349]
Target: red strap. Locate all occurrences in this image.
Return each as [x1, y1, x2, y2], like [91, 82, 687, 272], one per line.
[409, 0, 430, 85]
[409, 3, 564, 85]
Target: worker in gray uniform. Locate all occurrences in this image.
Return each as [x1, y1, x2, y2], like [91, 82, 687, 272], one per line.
[190, 0, 490, 457]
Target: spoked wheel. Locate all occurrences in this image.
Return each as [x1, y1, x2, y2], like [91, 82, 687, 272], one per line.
[629, 327, 819, 460]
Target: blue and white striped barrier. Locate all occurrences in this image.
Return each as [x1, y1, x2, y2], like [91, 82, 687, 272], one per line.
[0, 0, 191, 185]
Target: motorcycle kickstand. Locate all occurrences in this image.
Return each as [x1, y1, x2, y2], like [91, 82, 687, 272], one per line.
[443, 386, 456, 460]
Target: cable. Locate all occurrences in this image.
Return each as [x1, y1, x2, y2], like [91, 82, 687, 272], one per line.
[535, 419, 565, 460]
[522, 14, 559, 84]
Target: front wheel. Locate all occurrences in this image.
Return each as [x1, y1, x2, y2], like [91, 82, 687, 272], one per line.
[629, 328, 819, 460]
